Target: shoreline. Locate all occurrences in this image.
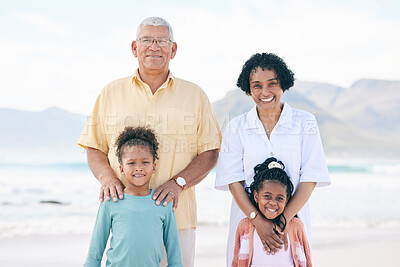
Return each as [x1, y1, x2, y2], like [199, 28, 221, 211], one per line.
[0, 225, 399, 267]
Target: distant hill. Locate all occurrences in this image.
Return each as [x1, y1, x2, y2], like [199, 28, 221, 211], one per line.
[1, 78, 399, 163]
[0, 107, 87, 163]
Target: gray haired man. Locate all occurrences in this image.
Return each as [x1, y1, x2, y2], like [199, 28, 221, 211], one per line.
[79, 17, 221, 266]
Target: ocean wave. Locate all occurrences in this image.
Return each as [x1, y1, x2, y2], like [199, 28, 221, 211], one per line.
[1, 162, 399, 238]
[2, 159, 400, 175]
[327, 165, 369, 173]
[311, 218, 400, 228]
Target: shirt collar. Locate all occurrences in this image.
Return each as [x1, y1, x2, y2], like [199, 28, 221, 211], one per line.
[244, 102, 293, 130]
[244, 105, 259, 129]
[277, 102, 293, 128]
[131, 69, 175, 88]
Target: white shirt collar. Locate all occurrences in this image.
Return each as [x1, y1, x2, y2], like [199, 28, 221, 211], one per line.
[244, 102, 293, 130]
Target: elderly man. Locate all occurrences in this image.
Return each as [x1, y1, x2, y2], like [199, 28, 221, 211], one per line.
[78, 17, 221, 266]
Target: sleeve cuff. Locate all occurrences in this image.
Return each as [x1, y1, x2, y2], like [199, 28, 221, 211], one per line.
[84, 258, 102, 267]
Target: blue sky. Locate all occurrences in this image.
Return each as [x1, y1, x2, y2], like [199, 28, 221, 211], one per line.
[1, 0, 399, 114]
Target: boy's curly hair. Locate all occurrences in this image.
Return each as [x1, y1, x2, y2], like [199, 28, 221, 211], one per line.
[115, 126, 159, 164]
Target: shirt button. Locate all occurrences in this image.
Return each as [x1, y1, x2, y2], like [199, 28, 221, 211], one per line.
[270, 152, 274, 156]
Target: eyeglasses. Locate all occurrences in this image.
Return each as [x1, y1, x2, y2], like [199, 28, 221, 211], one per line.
[137, 37, 172, 47]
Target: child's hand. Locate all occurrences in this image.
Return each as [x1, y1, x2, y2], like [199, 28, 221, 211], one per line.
[153, 179, 182, 211]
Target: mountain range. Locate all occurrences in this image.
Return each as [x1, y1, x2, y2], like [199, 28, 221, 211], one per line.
[1, 79, 399, 163]
[0, 107, 87, 163]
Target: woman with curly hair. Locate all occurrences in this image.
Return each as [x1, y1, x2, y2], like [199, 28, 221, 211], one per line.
[215, 53, 330, 266]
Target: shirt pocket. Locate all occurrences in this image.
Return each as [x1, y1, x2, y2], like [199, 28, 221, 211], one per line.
[157, 108, 197, 139]
[156, 108, 198, 156]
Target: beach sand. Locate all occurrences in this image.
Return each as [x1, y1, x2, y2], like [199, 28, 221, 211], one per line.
[0, 225, 399, 267]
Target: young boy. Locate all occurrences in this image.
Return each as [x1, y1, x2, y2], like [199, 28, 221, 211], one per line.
[84, 126, 183, 266]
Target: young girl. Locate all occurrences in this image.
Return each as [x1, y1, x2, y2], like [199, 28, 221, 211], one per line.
[84, 126, 183, 267]
[231, 157, 312, 267]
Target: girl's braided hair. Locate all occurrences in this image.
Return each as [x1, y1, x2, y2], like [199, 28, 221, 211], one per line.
[246, 157, 294, 231]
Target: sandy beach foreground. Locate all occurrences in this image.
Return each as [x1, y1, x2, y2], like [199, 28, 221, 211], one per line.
[0, 225, 399, 267]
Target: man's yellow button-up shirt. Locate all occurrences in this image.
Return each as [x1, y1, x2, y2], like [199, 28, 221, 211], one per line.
[79, 70, 221, 229]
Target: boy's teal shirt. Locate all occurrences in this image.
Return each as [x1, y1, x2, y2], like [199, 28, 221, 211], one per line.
[84, 190, 183, 267]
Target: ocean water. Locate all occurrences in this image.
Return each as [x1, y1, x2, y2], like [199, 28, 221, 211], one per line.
[0, 159, 399, 238]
